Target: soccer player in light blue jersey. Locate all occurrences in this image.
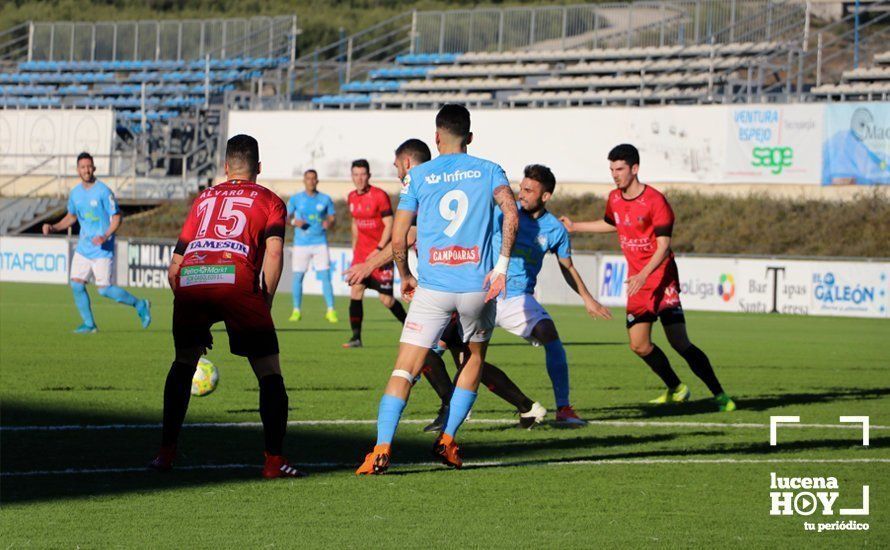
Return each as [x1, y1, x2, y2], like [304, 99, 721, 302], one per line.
[286, 169, 338, 323]
[42, 152, 151, 333]
[492, 164, 612, 426]
[356, 104, 519, 474]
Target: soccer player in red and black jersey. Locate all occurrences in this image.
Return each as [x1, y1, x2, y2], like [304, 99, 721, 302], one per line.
[149, 134, 306, 478]
[343, 159, 407, 348]
[561, 144, 735, 412]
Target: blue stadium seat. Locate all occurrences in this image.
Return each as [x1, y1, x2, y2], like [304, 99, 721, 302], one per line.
[369, 66, 432, 79]
[341, 80, 401, 93]
[395, 53, 460, 65]
[310, 94, 372, 105]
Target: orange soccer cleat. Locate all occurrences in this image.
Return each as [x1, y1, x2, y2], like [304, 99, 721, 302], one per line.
[355, 444, 392, 475]
[432, 433, 462, 469]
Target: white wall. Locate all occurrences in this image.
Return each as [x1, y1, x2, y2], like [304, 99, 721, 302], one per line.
[0, 109, 115, 175]
[228, 104, 834, 185]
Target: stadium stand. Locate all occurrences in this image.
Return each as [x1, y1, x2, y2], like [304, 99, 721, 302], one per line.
[811, 50, 890, 100]
[1, 0, 886, 217]
[313, 41, 792, 107]
[0, 197, 64, 234]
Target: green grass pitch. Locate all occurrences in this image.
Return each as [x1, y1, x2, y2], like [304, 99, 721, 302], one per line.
[1, 282, 888, 547]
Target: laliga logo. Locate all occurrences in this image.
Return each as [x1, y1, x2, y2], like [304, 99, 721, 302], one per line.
[718, 273, 735, 302]
[769, 416, 870, 528]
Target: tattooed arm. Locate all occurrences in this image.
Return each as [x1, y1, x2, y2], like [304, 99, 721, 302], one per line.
[391, 209, 418, 300]
[484, 184, 518, 301]
[493, 185, 518, 258]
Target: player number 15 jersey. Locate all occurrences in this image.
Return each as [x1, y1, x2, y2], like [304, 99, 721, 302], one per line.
[398, 153, 508, 294]
[176, 181, 286, 292]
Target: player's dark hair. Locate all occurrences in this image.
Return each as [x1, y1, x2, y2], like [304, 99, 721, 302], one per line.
[304, 168, 318, 177]
[435, 104, 471, 144]
[225, 134, 260, 173]
[394, 139, 432, 164]
[76, 152, 94, 164]
[524, 164, 556, 194]
[608, 143, 640, 167]
[351, 159, 370, 173]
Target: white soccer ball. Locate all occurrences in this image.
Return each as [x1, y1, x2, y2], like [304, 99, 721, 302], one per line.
[191, 358, 219, 397]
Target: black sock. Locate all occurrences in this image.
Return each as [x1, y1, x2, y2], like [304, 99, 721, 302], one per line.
[349, 299, 363, 340]
[259, 374, 289, 456]
[161, 361, 197, 448]
[481, 362, 534, 413]
[678, 344, 724, 396]
[388, 301, 407, 324]
[422, 351, 454, 403]
[640, 345, 682, 389]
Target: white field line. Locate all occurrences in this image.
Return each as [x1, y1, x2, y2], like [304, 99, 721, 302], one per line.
[1, 418, 888, 432]
[3, 457, 889, 478]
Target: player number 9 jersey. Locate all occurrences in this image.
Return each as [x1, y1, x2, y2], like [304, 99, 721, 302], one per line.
[398, 153, 508, 294]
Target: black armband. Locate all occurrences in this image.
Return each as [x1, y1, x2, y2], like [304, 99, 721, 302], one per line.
[173, 239, 189, 255]
[653, 224, 673, 237]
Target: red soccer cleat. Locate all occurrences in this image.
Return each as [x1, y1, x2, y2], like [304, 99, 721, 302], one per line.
[262, 453, 308, 479]
[555, 405, 588, 427]
[148, 445, 176, 472]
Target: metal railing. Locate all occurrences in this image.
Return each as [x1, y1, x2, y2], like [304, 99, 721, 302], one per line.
[412, 0, 804, 54]
[287, 12, 413, 97]
[725, 3, 890, 103]
[641, 0, 807, 103]
[25, 15, 296, 62]
[0, 22, 29, 62]
[0, 153, 140, 221]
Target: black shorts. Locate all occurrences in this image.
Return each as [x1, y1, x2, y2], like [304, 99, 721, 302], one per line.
[172, 287, 279, 357]
[361, 274, 394, 296]
[625, 306, 686, 329]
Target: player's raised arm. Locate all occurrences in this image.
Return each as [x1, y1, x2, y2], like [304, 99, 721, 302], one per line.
[557, 256, 612, 320]
[485, 183, 518, 301]
[559, 216, 617, 234]
[345, 226, 417, 285]
[42, 212, 78, 235]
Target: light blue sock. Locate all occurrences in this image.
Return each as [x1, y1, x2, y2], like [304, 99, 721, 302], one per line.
[443, 387, 477, 437]
[70, 282, 95, 326]
[375, 394, 407, 446]
[317, 269, 334, 309]
[292, 271, 305, 309]
[544, 340, 570, 408]
[97, 285, 138, 307]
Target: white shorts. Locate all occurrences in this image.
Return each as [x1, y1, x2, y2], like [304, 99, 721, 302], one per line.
[400, 287, 496, 348]
[70, 252, 113, 286]
[495, 293, 552, 345]
[291, 243, 330, 272]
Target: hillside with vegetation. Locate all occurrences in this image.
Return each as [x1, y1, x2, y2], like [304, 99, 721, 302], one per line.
[120, 189, 890, 258]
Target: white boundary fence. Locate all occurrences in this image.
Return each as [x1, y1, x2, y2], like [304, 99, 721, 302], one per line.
[2, 235, 887, 319]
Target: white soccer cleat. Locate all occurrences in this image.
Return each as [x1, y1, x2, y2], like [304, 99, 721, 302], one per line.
[518, 402, 547, 429]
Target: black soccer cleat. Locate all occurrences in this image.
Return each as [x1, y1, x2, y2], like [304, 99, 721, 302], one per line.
[342, 338, 363, 349]
[423, 405, 449, 433]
